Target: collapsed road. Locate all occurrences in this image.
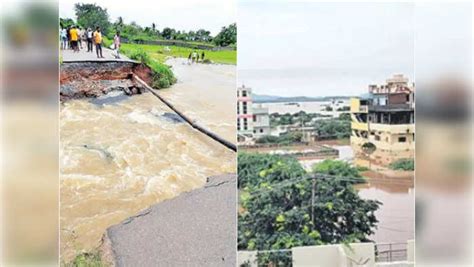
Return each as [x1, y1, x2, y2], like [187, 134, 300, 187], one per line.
[60, 50, 236, 263]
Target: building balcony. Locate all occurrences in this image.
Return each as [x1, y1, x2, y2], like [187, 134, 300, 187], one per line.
[351, 121, 369, 131]
[369, 103, 413, 112]
[369, 123, 414, 134]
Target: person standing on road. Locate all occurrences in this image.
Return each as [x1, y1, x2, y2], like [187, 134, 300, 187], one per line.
[201, 51, 205, 62]
[86, 28, 93, 52]
[187, 52, 192, 64]
[77, 27, 83, 50]
[69, 26, 79, 52]
[80, 27, 87, 50]
[60, 27, 67, 50]
[113, 31, 121, 59]
[66, 26, 71, 50]
[94, 27, 104, 58]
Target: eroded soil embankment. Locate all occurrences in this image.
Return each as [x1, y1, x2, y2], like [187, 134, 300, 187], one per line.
[60, 61, 154, 101]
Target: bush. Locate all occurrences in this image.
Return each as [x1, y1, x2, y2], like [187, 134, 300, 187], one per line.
[118, 46, 177, 89]
[389, 158, 414, 171]
[312, 159, 366, 184]
[154, 77, 170, 88]
[148, 60, 176, 89]
[66, 252, 105, 267]
[128, 48, 150, 64]
[255, 132, 302, 145]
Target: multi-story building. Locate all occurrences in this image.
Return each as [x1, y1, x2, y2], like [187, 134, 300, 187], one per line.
[237, 85, 254, 142]
[252, 104, 271, 137]
[350, 74, 415, 166]
[237, 85, 271, 143]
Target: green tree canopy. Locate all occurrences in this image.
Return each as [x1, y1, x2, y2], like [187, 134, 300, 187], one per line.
[213, 23, 236, 47]
[74, 3, 110, 30]
[238, 154, 380, 265]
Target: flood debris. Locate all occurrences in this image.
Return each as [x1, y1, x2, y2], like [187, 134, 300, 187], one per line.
[160, 112, 186, 124]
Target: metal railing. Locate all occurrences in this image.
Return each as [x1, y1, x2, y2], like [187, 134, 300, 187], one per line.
[375, 242, 407, 262]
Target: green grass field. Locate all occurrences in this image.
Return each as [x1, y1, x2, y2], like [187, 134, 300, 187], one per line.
[119, 43, 236, 65]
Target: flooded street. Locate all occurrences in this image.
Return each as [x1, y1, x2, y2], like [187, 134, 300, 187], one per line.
[160, 58, 236, 143]
[357, 173, 414, 244]
[60, 64, 236, 260]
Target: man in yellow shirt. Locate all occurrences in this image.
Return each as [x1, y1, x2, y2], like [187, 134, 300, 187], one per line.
[69, 26, 79, 52]
[93, 27, 104, 58]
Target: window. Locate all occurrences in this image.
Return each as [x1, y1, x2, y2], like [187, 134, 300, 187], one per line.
[260, 129, 264, 133]
[242, 90, 247, 97]
[237, 119, 240, 131]
[398, 136, 406, 142]
[253, 115, 256, 122]
[243, 118, 248, 130]
[375, 135, 380, 141]
[237, 102, 240, 114]
[243, 102, 247, 114]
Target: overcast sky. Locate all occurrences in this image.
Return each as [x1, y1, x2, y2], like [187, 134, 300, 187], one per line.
[59, 0, 236, 35]
[238, 1, 415, 97]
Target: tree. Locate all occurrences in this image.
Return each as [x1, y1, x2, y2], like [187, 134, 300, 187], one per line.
[60, 18, 75, 28]
[74, 3, 110, 30]
[213, 23, 236, 46]
[238, 154, 380, 265]
[162, 27, 173, 40]
[114, 16, 124, 31]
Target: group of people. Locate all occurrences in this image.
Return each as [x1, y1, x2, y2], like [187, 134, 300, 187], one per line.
[187, 51, 205, 64]
[60, 25, 122, 59]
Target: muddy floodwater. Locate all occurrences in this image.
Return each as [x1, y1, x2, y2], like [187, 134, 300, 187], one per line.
[60, 76, 236, 260]
[160, 58, 236, 143]
[357, 172, 414, 244]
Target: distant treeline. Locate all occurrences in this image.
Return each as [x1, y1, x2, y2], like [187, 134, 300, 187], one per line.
[60, 3, 236, 48]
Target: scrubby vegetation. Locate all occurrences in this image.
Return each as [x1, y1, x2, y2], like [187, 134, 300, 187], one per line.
[255, 132, 303, 145]
[389, 158, 414, 171]
[63, 251, 106, 267]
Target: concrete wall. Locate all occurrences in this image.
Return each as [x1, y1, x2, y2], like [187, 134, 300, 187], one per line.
[292, 244, 343, 267]
[237, 251, 258, 267]
[292, 243, 375, 267]
[239, 241, 414, 267]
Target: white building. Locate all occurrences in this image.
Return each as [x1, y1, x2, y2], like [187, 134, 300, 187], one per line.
[237, 85, 253, 142]
[252, 104, 270, 137]
[237, 85, 271, 143]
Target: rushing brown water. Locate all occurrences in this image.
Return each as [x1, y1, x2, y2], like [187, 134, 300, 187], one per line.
[160, 58, 236, 143]
[60, 76, 236, 260]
